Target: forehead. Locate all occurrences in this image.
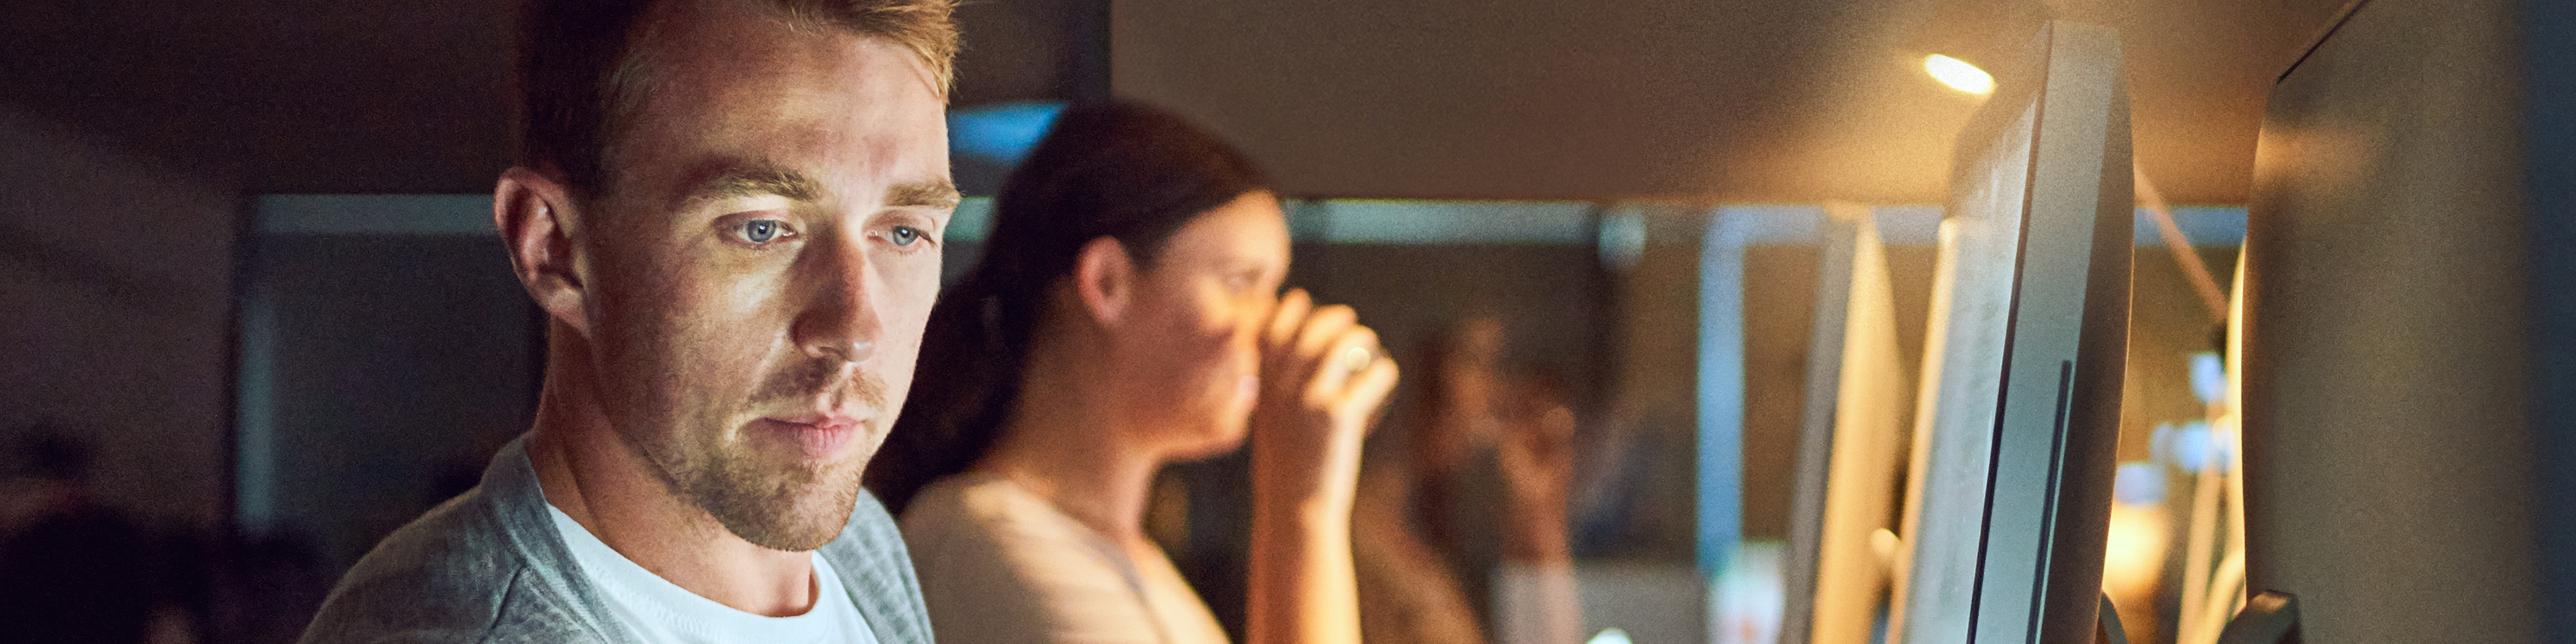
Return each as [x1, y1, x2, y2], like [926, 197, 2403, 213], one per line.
[1162, 193, 1289, 266]
[611, 0, 947, 203]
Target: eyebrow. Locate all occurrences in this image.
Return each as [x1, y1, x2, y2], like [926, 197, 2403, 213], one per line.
[681, 163, 823, 207]
[886, 180, 963, 211]
[678, 163, 960, 212]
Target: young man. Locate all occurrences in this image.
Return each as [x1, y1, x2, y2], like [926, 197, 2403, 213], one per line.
[299, 0, 960, 641]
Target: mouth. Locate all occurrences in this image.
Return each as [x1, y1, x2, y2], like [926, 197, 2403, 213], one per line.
[748, 414, 864, 462]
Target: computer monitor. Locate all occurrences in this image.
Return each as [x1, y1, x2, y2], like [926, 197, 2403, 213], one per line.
[1780, 203, 1913, 644]
[1887, 20, 2133, 644]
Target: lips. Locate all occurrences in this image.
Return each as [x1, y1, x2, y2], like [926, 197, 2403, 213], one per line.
[750, 415, 862, 460]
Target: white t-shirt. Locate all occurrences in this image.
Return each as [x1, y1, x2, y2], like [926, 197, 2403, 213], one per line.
[900, 473, 1230, 644]
[547, 505, 880, 644]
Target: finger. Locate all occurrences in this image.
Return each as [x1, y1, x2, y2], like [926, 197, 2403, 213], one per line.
[1329, 329, 1391, 399]
[1497, 424, 1537, 468]
[1304, 322, 1380, 395]
[1540, 407, 1578, 445]
[1265, 288, 1312, 353]
[1293, 304, 1359, 362]
[1343, 358, 1401, 429]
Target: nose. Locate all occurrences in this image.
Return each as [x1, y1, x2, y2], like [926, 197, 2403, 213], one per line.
[1233, 291, 1275, 350]
[790, 229, 883, 364]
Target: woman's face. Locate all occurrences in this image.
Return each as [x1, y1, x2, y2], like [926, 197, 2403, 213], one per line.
[1109, 191, 1290, 459]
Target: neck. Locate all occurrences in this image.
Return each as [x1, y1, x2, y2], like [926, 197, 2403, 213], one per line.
[525, 327, 821, 617]
[976, 329, 1164, 547]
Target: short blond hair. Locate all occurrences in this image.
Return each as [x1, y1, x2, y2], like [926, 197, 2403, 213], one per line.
[773, 0, 959, 93]
[518, 0, 959, 198]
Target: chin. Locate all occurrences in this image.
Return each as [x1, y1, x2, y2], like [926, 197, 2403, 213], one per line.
[1165, 415, 1252, 462]
[654, 432, 870, 552]
[709, 474, 864, 552]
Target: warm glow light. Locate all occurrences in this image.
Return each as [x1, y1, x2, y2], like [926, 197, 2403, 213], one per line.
[1924, 54, 1995, 95]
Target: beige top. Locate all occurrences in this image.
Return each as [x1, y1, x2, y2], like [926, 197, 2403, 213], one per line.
[900, 473, 1231, 644]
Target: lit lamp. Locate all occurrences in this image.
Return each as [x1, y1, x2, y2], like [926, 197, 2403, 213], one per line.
[1923, 54, 1996, 95]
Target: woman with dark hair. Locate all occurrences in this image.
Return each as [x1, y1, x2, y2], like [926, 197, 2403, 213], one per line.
[868, 101, 1396, 644]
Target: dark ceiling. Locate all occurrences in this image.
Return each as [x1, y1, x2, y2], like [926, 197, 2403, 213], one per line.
[4, 0, 516, 193]
[1, 0, 2353, 202]
[0, 0, 1091, 194]
[1117, 0, 2355, 204]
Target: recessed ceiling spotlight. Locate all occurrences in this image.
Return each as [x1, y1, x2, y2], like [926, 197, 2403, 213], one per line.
[1924, 54, 1996, 95]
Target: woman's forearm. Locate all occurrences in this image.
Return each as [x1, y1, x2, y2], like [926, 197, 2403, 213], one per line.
[1245, 289, 1392, 644]
[1247, 492, 1361, 644]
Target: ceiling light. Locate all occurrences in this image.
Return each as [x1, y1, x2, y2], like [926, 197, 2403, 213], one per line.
[1924, 54, 1995, 95]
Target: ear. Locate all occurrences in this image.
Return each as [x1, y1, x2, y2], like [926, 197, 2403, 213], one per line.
[495, 166, 593, 337]
[1071, 236, 1137, 328]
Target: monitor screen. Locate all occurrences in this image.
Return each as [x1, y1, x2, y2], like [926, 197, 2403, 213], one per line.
[1780, 203, 1914, 644]
[1889, 20, 2134, 644]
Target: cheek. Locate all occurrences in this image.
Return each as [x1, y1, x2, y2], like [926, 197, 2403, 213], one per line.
[591, 245, 787, 418]
[1173, 300, 1263, 400]
[873, 268, 943, 400]
[1123, 294, 1232, 384]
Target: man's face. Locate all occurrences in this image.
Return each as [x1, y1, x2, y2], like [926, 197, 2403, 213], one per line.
[576, 0, 954, 551]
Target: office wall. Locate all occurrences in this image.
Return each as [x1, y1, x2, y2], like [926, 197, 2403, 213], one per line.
[240, 229, 539, 566]
[0, 107, 237, 533]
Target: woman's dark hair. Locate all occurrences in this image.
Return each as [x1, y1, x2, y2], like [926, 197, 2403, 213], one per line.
[866, 101, 1270, 513]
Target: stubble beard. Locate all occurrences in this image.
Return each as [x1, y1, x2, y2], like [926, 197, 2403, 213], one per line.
[648, 439, 862, 551]
[630, 358, 890, 552]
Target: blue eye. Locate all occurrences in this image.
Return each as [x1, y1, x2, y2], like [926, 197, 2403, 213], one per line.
[890, 225, 924, 247]
[739, 219, 784, 244]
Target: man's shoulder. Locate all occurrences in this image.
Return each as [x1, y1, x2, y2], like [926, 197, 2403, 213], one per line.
[823, 490, 934, 644]
[298, 488, 609, 644]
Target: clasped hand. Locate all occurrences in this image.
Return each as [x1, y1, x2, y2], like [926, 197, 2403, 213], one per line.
[1248, 288, 1398, 512]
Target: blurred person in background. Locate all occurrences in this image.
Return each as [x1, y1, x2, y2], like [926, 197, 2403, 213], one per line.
[296, 0, 963, 641]
[1351, 318, 1586, 644]
[0, 427, 189, 643]
[868, 100, 1398, 644]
